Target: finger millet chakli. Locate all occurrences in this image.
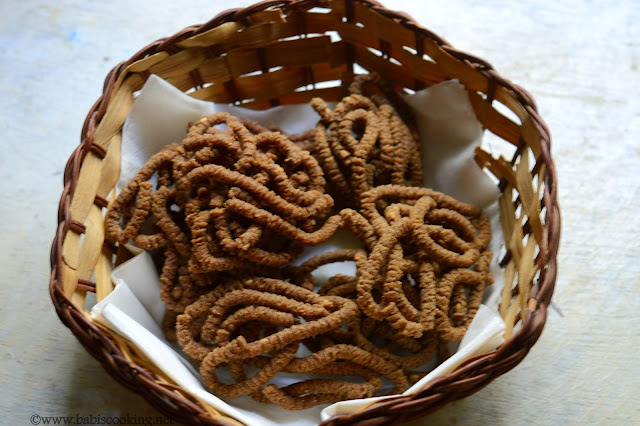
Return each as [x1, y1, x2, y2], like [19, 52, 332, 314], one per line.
[105, 73, 493, 409]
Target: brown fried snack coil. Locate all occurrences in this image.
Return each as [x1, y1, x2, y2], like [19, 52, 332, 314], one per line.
[179, 118, 339, 270]
[310, 73, 423, 208]
[105, 112, 344, 350]
[176, 277, 331, 361]
[176, 278, 407, 409]
[160, 262, 286, 341]
[349, 185, 492, 339]
[105, 112, 340, 280]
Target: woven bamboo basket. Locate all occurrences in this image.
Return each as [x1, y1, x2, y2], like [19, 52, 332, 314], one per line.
[50, 0, 560, 424]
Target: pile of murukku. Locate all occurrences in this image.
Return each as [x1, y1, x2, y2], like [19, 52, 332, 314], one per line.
[105, 73, 494, 410]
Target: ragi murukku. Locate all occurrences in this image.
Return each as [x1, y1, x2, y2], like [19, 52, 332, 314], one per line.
[106, 77, 496, 410]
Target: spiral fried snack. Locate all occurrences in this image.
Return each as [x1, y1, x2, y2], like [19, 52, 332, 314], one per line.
[105, 113, 343, 329]
[341, 185, 493, 339]
[159, 247, 285, 341]
[310, 73, 423, 208]
[106, 113, 340, 268]
[176, 278, 407, 409]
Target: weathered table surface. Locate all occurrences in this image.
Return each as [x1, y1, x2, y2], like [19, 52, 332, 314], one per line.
[1, 1, 638, 424]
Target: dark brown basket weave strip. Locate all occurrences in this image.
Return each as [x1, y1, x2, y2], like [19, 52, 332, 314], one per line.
[49, 0, 560, 424]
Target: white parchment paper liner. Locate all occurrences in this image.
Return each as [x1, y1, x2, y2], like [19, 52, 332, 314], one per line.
[91, 75, 506, 425]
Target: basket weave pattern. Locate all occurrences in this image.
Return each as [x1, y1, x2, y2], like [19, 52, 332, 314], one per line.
[50, 0, 560, 424]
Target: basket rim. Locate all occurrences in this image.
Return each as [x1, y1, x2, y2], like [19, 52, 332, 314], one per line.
[50, 0, 560, 424]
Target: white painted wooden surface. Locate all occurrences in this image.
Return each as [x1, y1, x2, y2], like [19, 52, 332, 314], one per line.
[0, 1, 638, 424]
